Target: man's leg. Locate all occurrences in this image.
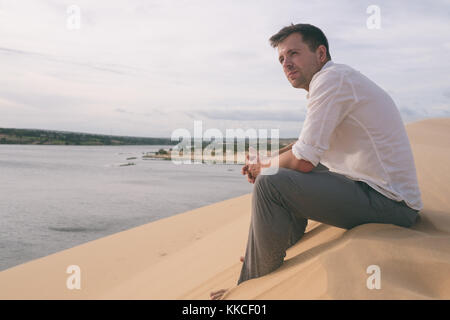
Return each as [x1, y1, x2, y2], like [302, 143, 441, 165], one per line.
[237, 164, 419, 285]
[237, 178, 308, 285]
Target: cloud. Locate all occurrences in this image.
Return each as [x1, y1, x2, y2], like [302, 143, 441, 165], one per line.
[188, 109, 305, 122]
[0, 0, 448, 137]
[0, 46, 132, 75]
[443, 89, 450, 100]
[114, 107, 167, 117]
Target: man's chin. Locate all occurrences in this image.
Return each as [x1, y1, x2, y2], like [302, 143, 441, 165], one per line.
[290, 81, 304, 89]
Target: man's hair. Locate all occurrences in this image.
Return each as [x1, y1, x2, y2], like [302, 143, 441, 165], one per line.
[269, 23, 331, 60]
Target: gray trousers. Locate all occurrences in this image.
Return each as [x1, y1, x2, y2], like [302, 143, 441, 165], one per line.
[237, 163, 420, 285]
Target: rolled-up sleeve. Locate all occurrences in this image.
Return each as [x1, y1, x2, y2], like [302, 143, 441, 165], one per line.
[292, 70, 356, 167]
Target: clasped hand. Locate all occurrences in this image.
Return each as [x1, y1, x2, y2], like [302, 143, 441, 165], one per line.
[241, 152, 271, 184]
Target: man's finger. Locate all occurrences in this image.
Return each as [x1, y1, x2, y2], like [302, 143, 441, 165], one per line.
[245, 153, 251, 165]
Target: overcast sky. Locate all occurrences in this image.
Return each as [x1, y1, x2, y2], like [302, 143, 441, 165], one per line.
[0, 0, 449, 138]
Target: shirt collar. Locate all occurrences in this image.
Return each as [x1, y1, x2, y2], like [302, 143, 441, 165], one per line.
[321, 59, 334, 71]
[306, 60, 334, 99]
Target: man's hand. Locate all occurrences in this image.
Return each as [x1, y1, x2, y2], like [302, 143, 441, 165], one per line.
[241, 154, 262, 184]
[242, 149, 315, 184]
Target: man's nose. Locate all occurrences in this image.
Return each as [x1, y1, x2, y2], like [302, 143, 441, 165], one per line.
[283, 58, 293, 70]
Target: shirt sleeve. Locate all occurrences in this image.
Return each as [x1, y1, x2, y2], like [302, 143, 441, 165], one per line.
[292, 70, 356, 167]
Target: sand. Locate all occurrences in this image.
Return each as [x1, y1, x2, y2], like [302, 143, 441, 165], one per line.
[0, 117, 449, 299]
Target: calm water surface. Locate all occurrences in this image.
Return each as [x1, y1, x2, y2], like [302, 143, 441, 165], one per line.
[0, 144, 253, 271]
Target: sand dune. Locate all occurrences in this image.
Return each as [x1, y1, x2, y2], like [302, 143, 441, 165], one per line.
[1, 117, 449, 299]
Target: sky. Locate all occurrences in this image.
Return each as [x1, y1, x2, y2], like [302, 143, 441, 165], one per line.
[0, 0, 449, 138]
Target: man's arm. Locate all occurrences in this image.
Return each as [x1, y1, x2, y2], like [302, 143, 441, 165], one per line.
[271, 142, 294, 156]
[264, 148, 315, 173]
[243, 142, 314, 183]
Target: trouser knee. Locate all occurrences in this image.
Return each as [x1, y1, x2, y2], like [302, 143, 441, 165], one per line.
[254, 168, 290, 192]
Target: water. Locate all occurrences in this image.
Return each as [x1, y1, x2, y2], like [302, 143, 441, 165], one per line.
[0, 144, 253, 271]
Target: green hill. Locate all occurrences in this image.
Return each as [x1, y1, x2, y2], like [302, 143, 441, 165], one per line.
[0, 128, 176, 146]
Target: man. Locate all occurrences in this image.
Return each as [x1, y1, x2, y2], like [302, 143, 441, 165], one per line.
[210, 23, 422, 300]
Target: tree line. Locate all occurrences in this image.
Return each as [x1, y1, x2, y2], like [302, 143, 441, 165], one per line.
[0, 128, 177, 145]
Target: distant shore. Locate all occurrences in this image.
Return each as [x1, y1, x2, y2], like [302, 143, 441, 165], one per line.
[142, 148, 251, 164]
[1, 127, 294, 165]
[0, 127, 177, 146]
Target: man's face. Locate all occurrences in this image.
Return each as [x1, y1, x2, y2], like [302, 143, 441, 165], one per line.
[277, 33, 323, 91]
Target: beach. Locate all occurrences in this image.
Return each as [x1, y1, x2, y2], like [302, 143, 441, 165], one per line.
[1, 117, 449, 299]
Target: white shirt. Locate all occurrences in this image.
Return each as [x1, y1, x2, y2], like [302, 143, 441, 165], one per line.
[292, 60, 423, 211]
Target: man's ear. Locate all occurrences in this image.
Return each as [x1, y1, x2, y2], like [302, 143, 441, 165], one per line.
[316, 45, 328, 63]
